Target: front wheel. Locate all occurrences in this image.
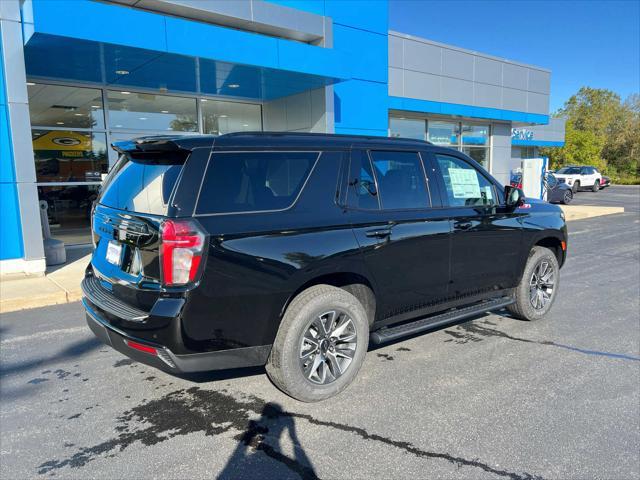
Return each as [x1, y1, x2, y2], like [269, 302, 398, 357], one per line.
[572, 181, 580, 193]
[562, 189, 573, 204]
[266, 285, 369, 402]
[592, 180, 600, 192]
[508, 246, 560, 321]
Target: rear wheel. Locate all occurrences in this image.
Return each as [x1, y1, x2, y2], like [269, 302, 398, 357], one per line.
[572, 181, 580, 193]
[592, 180, 600, 192]
[562, 189, 573, 204]
[266, 285, 369, 402]
[508, 246, 560, 321]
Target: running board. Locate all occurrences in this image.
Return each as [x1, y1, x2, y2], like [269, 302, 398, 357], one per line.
[370, 296, 515, 345]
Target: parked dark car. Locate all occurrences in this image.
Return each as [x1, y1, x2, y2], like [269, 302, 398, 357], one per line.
[510, 172, 573, 204]
[82, 133, 568, 402]
[600, 176, 611, 188]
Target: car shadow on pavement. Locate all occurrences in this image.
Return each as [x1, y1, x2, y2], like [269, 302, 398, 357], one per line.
[175, 365, 267, 383]
[218, 402, 318, 480]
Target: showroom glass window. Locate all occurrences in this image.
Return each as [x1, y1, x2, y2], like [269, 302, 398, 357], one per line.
[28, 84, 266, 245]
[28, 83, 108, 245]
[201, 99, 262, 135]
[389, 117, 426, 140]
[107, 91, 198, 132]
[427, 121, 460, 146]
[389, 115, 491, 170]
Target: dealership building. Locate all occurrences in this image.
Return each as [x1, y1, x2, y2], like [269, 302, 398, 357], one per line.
[0, 0, 565, 275]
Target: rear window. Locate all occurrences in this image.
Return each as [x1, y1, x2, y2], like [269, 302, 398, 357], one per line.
[195, 151, 318, 215]
[98, 152, 186, 215]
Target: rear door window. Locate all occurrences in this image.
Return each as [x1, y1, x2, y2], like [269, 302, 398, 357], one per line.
[98, 152, 187, 215]
[195, 151, 318, 215]
[369, 151, 430, 210]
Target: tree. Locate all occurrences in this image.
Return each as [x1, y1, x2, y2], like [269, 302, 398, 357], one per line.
[558, 123, 606, 171]
[542, 87, 639, 184]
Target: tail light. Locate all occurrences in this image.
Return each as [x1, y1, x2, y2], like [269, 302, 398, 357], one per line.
[160, 219, 205, 286]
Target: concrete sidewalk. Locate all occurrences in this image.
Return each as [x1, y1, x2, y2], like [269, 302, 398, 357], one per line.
[0, 204, 625, 314]
[0, 252, 89, 314]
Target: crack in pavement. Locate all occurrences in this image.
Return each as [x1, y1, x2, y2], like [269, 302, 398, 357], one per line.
[445, 322, 640, 361]
[36, 387, 542, 480]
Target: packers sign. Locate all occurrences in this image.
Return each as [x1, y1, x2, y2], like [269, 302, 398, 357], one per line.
[32, 131, 93, 151]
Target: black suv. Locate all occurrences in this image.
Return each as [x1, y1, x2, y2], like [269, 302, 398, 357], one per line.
[82, 133, 567, 401]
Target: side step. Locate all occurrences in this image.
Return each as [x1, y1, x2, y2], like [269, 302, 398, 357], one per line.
[370, 296, 515, 344]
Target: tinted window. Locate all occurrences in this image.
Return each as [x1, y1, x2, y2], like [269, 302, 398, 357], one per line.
[370, 151, 430, 210]
[99, 153, 185, 215]
[436, 154, 497, 207]
[347, 150, 380, 210]
[196, 152, 317, 214]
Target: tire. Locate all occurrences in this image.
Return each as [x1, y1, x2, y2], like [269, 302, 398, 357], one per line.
[592, 180, 600, 192]
[266, 285, 369, 402]
[507, 246, 560, 321]
[562, 189, 573, 205]
[572, 181, 580, 193]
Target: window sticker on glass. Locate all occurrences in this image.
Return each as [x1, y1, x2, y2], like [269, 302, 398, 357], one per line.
[483, 185, 494, 202]
[448, 168, 481, 198]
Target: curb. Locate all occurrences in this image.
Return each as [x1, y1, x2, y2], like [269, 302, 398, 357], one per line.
[560, 205, 625, 221]
[0, 277, 83, 314]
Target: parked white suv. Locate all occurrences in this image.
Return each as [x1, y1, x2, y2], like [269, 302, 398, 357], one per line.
[553, 166, 602, 193]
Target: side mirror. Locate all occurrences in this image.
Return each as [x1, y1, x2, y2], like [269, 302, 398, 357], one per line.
[505, 186, 525, 208]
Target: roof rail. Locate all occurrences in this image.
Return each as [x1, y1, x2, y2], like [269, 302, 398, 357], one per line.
[219, 131, 433, 145]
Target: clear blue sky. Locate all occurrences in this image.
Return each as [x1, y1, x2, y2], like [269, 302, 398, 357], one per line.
[389, 0, 640, 112]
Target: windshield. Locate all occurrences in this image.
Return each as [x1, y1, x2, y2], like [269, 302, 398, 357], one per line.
[556, 167, 581, 175]
[98, 152, 186, 215]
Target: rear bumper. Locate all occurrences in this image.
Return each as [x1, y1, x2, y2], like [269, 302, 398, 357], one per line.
[83, 299, 271, 373]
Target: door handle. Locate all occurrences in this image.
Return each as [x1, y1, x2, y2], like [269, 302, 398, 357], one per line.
[455, 221, 473, 231]
[365, 228, 391, 239]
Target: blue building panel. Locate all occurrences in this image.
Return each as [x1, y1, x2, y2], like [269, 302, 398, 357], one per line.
[0, 183, 24, 260]
[333, 24, 387, 83]
[164, 16, 280, 69]
[30, 0, 168, 52]
[0, 31, 24, 261]
[325, 0, 388, 34]
[334, 79, 388, 132]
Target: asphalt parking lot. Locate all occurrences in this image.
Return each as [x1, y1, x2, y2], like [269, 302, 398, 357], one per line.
[1, 185, 639, 480]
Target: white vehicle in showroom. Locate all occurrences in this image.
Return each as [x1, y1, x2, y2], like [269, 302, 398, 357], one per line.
[553, 166, 602, 193]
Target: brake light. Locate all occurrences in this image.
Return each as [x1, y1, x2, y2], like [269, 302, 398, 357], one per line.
[160, 219, 205, 286]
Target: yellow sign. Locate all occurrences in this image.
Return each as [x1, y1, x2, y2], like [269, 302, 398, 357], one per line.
[32, 131, 93, 151]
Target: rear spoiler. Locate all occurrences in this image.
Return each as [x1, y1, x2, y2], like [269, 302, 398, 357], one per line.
[111, 135, 216, 154]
